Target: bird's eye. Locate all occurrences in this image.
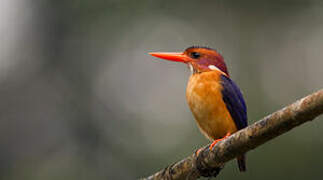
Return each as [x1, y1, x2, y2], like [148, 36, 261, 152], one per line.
[191, 52, 200, 59]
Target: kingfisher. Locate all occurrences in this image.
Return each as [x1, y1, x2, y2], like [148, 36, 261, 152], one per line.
[149, 46, 248, 172]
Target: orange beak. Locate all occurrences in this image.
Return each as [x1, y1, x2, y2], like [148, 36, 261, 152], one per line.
[149, 52, 191, 63]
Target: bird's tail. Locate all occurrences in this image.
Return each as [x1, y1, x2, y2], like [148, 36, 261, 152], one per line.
[237, 154, 247, 172]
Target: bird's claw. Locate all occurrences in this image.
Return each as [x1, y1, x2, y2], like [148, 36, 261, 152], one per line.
[194, 148, 203, 156]
[209, 132, 231, 150]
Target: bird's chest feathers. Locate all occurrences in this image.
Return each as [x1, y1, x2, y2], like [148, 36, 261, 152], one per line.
[186, 71, 237, 140]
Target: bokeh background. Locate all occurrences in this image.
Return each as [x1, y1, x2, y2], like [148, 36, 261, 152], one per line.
[1, 0, 323, 179]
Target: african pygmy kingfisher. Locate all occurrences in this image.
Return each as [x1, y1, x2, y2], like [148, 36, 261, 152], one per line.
[149, 46, 248, 172]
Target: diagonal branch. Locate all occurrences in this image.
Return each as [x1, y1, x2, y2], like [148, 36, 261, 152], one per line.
[141, 89, 323, 180]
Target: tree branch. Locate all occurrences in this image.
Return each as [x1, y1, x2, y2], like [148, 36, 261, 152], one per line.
[141, 89, 323, 180]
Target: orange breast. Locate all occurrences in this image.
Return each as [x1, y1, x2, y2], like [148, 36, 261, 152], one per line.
[186, 71, 237, 140]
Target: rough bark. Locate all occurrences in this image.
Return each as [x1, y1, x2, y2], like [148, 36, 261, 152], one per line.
[141, 89, 323, 180]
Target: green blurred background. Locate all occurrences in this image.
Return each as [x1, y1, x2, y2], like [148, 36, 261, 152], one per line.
[1, 0, 323, 179]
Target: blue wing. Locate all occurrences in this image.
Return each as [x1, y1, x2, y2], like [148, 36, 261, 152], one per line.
[220, 75, 248, 130]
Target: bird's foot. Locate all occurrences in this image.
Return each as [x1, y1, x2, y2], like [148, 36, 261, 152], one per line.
[209, 132, 231, 150]
[194, 148, 203, 156]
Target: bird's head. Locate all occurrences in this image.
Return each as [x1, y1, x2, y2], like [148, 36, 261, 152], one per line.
[149, 46, 229, 76]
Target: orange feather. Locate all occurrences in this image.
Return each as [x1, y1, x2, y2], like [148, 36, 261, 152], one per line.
[186, 70, 237, 140]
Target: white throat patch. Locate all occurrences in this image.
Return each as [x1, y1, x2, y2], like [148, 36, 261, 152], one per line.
[208, 65, 221, 71]
[188, 63, 194, 74]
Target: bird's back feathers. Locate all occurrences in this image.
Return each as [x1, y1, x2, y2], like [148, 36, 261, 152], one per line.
[220, 75, 247, 130]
